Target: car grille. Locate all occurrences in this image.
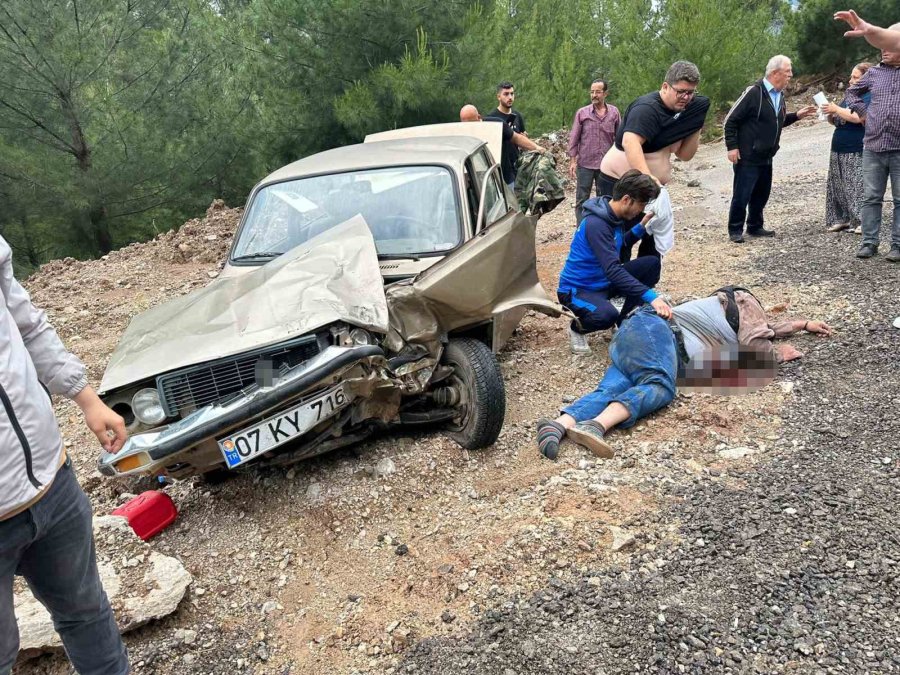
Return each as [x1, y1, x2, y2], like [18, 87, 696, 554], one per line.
[156, 336, 321, 417]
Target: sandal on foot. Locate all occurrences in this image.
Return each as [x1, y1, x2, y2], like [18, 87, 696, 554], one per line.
[567, 420, 614, 459]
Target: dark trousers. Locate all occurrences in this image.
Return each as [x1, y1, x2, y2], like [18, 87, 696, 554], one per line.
[559, 256, 661, 334]
[0, 460, 130, 675]
[728, 161, 773, 235]
[575, 167, 604, 224]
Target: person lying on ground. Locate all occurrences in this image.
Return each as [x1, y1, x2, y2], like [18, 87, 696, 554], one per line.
[835, 10, 900, 51]
[536, 287, 832, 460]
[557, 170, 671, 355]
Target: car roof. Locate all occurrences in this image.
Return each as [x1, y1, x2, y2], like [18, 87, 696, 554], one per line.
[259, 135, 485, 187]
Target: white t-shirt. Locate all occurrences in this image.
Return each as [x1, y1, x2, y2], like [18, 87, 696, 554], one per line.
[671, 296, 737, 359]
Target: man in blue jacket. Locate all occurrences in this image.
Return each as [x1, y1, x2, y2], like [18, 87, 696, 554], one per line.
[558, 170, 672, 354]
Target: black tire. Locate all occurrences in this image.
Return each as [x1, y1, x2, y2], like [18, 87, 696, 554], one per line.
[441, 338, 505, 449]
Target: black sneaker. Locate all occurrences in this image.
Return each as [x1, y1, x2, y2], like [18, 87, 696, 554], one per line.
[729, 233, 745, 244]
[856, 243, 878, 259]
[747, 227, 776, 237]
[886, 246, 900, 263]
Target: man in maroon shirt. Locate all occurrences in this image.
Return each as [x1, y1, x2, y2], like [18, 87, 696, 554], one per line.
[568, 79, 621, 224]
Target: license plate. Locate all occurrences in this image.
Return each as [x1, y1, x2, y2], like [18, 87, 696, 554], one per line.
[218, 385, 350, 468]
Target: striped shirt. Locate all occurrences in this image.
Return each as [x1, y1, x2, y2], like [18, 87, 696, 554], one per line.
[568, 104, 620, 170]
[845, 62, 900, 153]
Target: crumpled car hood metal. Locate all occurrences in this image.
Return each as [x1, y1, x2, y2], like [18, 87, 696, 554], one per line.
[100, 216, 388, 393]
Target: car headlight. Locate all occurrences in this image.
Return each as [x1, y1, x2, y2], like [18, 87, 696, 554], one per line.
[349, 328, 374, 346]
[132, 388, 167, 425]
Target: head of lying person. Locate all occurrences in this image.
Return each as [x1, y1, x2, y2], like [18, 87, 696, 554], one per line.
[610, 169, 660, 222]
[677, 343, 778, 395]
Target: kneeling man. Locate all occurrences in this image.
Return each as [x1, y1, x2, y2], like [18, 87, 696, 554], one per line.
[558, 170, 672, 354]
[538, 288, 831, 459]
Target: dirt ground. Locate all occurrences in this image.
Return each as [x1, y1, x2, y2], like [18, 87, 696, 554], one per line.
[14, 118, 860, 675]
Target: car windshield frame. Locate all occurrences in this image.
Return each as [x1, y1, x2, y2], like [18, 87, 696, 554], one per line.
[230, 163, 464, 266]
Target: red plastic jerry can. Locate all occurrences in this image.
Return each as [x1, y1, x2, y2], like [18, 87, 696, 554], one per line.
[111, 491, 178, 540]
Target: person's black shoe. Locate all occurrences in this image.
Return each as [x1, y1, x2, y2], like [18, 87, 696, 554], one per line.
[886, 246, 900, 263]
[729, 233, 745, 244]
[747, 227, 776, 237]
[856, 243, 878, 259]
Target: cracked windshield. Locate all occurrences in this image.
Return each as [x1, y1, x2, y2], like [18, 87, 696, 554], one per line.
[233, 166, 460, 260]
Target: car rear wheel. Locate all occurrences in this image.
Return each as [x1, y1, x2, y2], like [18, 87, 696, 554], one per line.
[441, 338, 505, 449]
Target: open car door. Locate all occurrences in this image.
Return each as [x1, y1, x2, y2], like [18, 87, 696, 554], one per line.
[395, 205, 562, 353]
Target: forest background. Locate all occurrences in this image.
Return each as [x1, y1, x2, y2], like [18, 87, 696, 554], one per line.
[0, 0, 895, 273]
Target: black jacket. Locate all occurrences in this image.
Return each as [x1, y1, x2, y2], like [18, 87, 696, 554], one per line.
[723, 80, 800, 165]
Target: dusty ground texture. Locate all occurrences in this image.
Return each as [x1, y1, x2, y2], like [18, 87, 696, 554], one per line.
[14, 119, 898, 674]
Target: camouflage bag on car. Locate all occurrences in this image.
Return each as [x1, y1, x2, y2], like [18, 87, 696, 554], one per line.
[514, 150, 564, 216]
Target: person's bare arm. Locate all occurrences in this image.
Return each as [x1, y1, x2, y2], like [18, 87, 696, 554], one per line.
[621, 132, 658, 182]
[770, 319, 832, 338]
[73, 386, 128, 453]
[674, 129, 701, 160]
[823, 102, 863, 124]
[512, 131, 544, 153]
[770, 319, 832, 361]
[835, 10, 900, 51]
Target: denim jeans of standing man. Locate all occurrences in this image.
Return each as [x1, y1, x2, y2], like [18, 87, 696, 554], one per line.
[0, 459, 129, 675]
[860, 149, 900, 250]
[728, 162, 773, 237]
[562, 306, 677, 427]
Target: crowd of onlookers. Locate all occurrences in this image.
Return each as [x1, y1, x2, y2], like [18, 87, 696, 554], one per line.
[532, 10, 898, 460]
[0, 9, 897, 675]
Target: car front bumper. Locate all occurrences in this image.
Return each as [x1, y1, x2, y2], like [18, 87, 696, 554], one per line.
[98, 344, 384, 476]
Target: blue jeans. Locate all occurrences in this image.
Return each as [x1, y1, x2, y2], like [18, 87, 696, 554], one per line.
[728, 162, 773, 235]
[860, 149, 900, 248]
[0, 460, 129, 675]
[562, 306, 677, 428]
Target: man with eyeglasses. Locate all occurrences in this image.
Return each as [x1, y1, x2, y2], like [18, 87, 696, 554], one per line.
[599, 61, 710, 258]
[723, 55, 816, 243]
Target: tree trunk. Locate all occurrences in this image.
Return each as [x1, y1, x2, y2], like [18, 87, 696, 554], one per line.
[89, 205, 113, 255]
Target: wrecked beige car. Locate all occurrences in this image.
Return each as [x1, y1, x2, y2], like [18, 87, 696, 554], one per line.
[97, 127, 560, 479]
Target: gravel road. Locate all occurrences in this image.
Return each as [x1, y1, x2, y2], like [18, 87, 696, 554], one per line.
[399, 122, 900, 673]
[13, 120, 897, 675]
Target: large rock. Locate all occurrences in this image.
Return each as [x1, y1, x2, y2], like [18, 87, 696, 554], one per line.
[15, 515, 191, 661]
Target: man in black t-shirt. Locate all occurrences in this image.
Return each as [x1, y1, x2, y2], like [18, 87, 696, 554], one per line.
[598, 61, 711, 258]
[600, 61, 710, 192]
[487, 81, 527, 188]
[459, 104, 544, 188]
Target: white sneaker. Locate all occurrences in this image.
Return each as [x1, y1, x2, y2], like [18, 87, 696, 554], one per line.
[893, 316, 900, 329]
[569, 327, 592, 354]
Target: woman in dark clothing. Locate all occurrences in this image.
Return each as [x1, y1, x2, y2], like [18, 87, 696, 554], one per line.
[823, 62, 872, 233]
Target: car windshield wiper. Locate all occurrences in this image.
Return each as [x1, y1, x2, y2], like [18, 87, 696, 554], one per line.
[231, 251, 283, 262]
[378, 253, 421, 261]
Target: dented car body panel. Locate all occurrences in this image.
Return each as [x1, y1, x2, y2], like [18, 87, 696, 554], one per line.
[97, 128, 561, 479]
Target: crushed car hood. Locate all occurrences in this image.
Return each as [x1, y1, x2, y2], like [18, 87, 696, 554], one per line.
[100, 216, 389, 393]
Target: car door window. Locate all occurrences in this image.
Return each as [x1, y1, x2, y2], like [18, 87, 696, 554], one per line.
[469, 149, 508, 231]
